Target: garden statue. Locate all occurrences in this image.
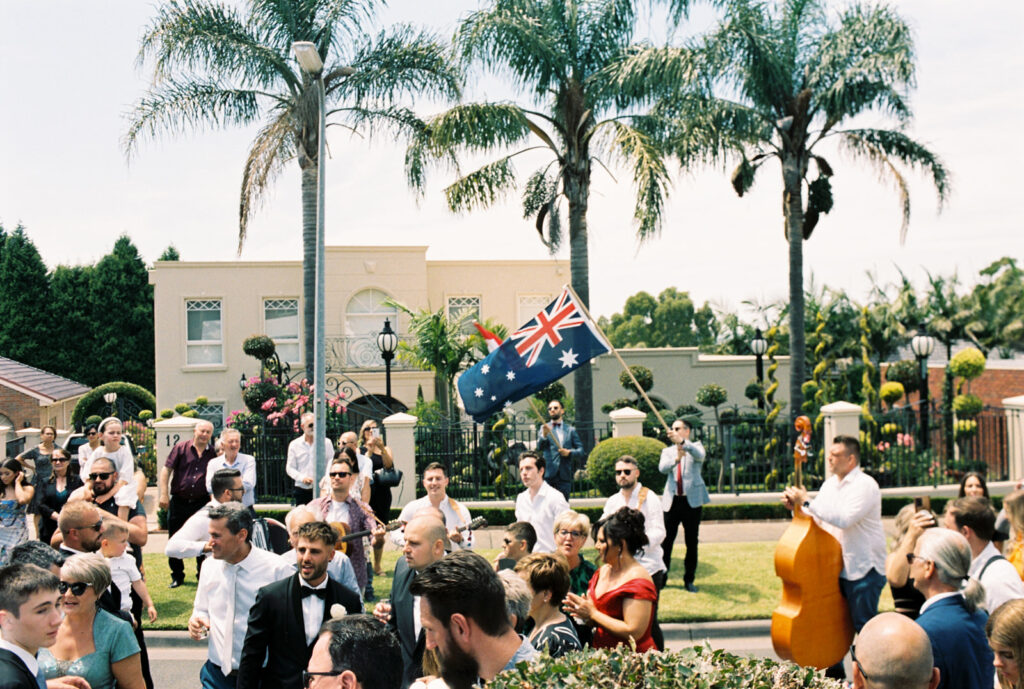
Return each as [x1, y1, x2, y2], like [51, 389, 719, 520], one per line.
[793, 415, 812, 479]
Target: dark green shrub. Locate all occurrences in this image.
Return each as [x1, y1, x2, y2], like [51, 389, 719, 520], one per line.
[243, 334, 277, 361]
[174, 403, 191, 414]
[84, 415, 103, 427]
[194, 396, 209, 406]
[242, 378, 280, 413]
[70, 382, 157, 428]
[587, 436, 668, 497]
[885, 359, 920, 394]
[534, 381, 566, 404]
[619, 365, 653, 392]
[159, 409, 175, 419]
[138, 410, 154, 421]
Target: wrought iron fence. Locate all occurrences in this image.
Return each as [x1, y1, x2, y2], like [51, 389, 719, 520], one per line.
[240, 429, 296, 503]
[413, 420, 613, 500]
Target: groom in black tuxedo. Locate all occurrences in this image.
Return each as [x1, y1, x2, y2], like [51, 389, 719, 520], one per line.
[237, 521, 362, 689]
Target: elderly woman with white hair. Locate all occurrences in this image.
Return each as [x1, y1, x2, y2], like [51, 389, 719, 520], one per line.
[910, 527, 993, 689]
[38, 553, 144, 689]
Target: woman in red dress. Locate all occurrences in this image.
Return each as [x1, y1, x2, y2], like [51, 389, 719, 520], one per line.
[563, 507, 657, 652]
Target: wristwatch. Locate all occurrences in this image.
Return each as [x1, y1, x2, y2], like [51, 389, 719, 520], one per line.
[802, 500, 811, 509]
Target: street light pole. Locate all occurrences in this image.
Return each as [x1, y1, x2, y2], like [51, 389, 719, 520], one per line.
[376, 318, 398, 413]
[910, 323, 936, 451]
[292, 41, 327, 493]
[751, 328, 768, 411]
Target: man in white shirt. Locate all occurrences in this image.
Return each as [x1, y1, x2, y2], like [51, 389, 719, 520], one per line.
[659, 418, 708, 593]
[944, 495, 1024, 612]
[188, 502, 292, 689]
[393, 462, 474, 550]
[783, 435, 887, 680]
[514, 452, 569, 554]
[282, 506, 361, 598]
[286, 413, 334, 506]
[166, 469, 245, 562]
[205, 429, 257, 510]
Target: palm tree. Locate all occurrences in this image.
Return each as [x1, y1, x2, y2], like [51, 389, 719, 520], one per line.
[653, 0, 950, 417]
[124, 0, 460, 380]
[406, 0, 683, 436]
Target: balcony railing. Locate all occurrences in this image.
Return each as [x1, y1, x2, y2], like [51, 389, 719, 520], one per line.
[324, 335, 419, 371]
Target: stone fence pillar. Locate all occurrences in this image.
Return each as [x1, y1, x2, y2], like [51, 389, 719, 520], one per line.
[609, 407, 646, 438]
[1005, 396, 1024, 483]
[383, 412, 417, 509]
[152, 417, 199, 463]
[16, 428, 40, 455]
[819, 401, 862, 479]
[0, 426, 10, 460]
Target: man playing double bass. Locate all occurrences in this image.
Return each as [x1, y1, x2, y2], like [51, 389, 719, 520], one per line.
[782, 435, 887, 679]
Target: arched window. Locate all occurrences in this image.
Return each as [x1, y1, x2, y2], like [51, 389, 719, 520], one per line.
[344, 289, 398, 367]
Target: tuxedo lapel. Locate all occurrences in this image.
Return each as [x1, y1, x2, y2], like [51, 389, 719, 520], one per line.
[287, 575, 305, 641]
[0, 648, 37, 689]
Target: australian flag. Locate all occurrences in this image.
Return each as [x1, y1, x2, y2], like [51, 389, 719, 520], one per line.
[457, 286, 611, 422]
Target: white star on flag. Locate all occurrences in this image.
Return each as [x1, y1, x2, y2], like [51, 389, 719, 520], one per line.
[558, 348, 579, 368]
[481, 364, 490, 374]
[474, 388, 484, 398]
[506, 371, 515, 381]
[491, 395, 497, 401]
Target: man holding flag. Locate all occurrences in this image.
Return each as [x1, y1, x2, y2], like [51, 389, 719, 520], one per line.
[536, 400, 583, 500]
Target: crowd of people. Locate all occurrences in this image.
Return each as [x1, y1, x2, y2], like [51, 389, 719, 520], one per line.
[3, 408, 1024, 689]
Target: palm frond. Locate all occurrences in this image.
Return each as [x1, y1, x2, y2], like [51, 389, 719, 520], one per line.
[444, 157, 519, 213]
[138, 0, 293, 91]
[597, 121, 672, 241]
[653, 94, 773, 167]
[594, 44, 703, 106]
[238, 110, 296, 253]
[838, 128, 949, 243]
[124, 80, 261, 157]
[421, 103, 534, 155]
[579, 0, 636, 80]
[522, 168, 559, 220]
[339, 25, 461, 105]
[339, 104, 426, 140]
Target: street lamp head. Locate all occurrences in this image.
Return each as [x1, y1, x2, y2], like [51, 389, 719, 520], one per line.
[750, 328, 768, 356]
[291, 41, 324, 74]
[377, 318, 399, 358]
[103, 392, 118, 405]
[910, 324, 936, 359]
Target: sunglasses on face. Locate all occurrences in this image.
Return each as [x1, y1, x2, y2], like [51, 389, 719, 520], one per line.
[502, 538, 513, 545]
[59, 581, 90, 596]
[86, 432, 97, 437]
[615, 469, 634, 475]
[52, 457, 68, 463]
[88, 472, 113, 481]
[329, 471, 351, 478]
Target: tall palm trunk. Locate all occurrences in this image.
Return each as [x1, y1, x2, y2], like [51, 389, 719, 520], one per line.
[565, 158, 594, 446]
[782, 154, 806, 421]
[301, 160, 318, 383]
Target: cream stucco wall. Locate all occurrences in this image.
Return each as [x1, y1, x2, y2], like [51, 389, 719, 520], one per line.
[150, 248, 570, 422]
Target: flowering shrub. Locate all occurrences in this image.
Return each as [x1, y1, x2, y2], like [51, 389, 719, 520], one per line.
[231, 377, 347, 435]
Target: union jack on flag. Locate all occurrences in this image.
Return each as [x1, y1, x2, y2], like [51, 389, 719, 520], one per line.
[457, 286, 611, 422]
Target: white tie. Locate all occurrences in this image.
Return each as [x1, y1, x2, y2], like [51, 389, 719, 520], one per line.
[221, 565, 237, 676]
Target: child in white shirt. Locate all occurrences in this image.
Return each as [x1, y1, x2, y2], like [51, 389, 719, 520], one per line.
[100, 518, 157, 626]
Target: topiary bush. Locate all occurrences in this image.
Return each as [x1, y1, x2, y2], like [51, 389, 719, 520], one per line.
[243, 334, 277, 361]
[174, 403, 191, 414]
[587, 435, 668, 496]
[879, 381, 905, 408]
[194, 396, 209, 406]
[84, 415, 103, 427]
[619, 365, 654, 392]
[885, 359, 920, 395]
[489, 644, 842, 689]
[70, 382, 157, 429]
[138, 410, 154, 421]
[242, 378, 281, 413]
[950, 347, 986, 382]
[696, 383, 728, 409]
[159, 409, 175, 419]
[953, 393, 984, 417]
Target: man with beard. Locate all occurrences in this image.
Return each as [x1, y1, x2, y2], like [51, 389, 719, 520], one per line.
[410, 550, 537, 689]
[373, 515, 447, 688]
[600, 454, 667, 649]
[56, 501, 123, 614]
[535, 401, 583, 500]
[307, 615, 402, 689]
[393, 463, 474, 550]
[73, 457, 149, 565]
[237, 520, 362, 689]
[282, 507, 361, 598]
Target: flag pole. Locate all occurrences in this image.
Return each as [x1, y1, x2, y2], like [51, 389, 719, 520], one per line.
[564, 284, 672, 436]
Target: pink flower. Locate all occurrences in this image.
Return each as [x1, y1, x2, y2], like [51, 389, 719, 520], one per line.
[261, 398, 277, 411]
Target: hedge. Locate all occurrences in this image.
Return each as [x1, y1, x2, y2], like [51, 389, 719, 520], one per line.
[71, 382, 156, 428]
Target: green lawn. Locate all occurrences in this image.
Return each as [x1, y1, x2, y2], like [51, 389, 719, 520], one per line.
[143, 544, 892, 630]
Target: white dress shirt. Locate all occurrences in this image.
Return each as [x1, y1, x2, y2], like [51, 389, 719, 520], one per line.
[299, 578, 328, 645]
[286, 437, 334, 489]
[192, 545, 293, 674]
[602, 482, 666, 575]
[392, 495, 474, 549]
[283, 548, 362, 600]
[205, 453, 257, 506]
[165, 500, 218, 559]
[515, 482, 569, 553]
[970, 541, 1024, 613]
[804, 466, 887, 580]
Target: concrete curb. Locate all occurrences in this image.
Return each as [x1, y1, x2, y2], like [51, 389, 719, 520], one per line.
[143, 618, 775, 648]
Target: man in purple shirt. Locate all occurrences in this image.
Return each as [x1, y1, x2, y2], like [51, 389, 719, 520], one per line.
[159, 420, 217, 588]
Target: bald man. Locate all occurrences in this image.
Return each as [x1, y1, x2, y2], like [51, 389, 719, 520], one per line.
[852, 613, 940, 689]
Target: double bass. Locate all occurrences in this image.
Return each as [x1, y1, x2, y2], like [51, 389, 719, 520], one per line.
[770, 415, 853, 669]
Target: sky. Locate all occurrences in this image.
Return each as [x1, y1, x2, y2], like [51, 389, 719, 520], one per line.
[0, 1, 1021, 324]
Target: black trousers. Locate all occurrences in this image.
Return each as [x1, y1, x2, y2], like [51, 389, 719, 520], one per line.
[662, 495, 702, 585]
[167, 495, 208, 580]
[293, 486, 313, 506]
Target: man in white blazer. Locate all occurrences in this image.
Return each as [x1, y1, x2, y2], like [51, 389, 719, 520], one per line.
[659, 418, 708, 593]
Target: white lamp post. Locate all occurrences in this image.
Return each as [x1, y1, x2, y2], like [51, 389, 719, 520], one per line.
[909, 324, 936, 450]
[751, 328, 768, 410]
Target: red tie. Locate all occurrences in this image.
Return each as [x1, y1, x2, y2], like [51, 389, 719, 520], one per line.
[676, 447, 684, 494]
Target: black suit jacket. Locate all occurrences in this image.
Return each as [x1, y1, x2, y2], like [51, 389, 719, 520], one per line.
[237, 573, 362, 689]
[389, 558, 425, 689]
[0, 648, 38, 689]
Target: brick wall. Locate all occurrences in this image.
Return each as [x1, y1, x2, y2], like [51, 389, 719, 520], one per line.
[883, 364, 1024, 409]
[0, 385, 39, 430]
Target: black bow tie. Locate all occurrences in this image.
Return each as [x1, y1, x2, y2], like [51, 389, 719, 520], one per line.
[301, 586, 327, 599]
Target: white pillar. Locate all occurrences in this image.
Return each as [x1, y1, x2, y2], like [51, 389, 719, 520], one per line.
[383, 412, 418, 510]
[609, 407, 647, 438]
[1005, 395, 1024, 483]
[16, 428, 40, 453]
[152, 417, 200, 463]
[819, 401, 862, 479]
[0, 426, 10, 460]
